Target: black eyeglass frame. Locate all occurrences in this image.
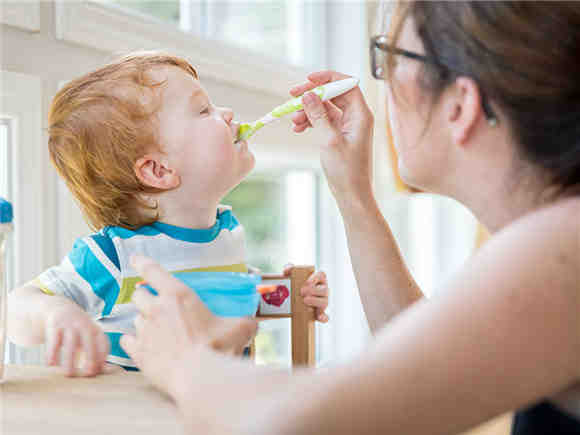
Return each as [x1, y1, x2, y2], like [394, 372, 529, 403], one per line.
[370, 35, 497, 125]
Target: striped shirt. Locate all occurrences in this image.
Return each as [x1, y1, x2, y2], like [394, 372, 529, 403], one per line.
[33, 206, 247, 368]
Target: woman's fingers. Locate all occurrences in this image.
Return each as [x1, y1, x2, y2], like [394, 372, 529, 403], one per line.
[292, 102, 342, 129]
[134, 314, 146, 336]
[324, 101, 344, 124]
[210, 318, 258, 355]
[131, 255, 214, 321]
[302, 93, 340, 138]
[290, 70, 353, 97]
[293, 123, 309, 133]
[307, 70, 353, 84]
[120, 334, 142, 369]
[130, 255, 190, 298]
[132, 286, 157, 318]
[120, 334, 141, 367]
[290, 82, 317, 97]
[291, 70, 364, 114]
[291, 110, 308, 125]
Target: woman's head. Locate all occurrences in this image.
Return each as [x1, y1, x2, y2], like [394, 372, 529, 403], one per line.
[383, 1, 580, 200]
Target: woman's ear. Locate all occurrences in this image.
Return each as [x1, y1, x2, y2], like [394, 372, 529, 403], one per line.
[134, 153, 181, 190]
[447, 76, 484, 146]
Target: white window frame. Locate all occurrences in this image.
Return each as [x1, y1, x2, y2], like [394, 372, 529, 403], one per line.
[54, 0, 320, 99]
[0, 0, 40, 32]
[0, 71, 46, 289]
[1, 71, 48, 364]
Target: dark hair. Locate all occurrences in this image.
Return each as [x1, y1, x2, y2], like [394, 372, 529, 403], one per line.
[389, 1, 580, 196]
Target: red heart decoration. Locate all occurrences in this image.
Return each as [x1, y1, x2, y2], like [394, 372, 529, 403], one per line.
[262, 285, 289, 307]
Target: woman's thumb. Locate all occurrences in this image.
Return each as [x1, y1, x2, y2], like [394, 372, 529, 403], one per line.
[302, 92, 337, 133]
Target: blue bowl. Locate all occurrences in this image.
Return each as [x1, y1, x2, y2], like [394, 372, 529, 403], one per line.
[145, 272, 261, 317]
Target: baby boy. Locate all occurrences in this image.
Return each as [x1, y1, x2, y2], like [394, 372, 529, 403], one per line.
[7, 52, 329, 375]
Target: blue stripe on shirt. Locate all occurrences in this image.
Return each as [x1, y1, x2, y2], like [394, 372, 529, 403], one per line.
[106, 332, 130, 359]
[92, 232, 120, 270]
[107, 209, 240, 243]
[68, 238, 120, 316]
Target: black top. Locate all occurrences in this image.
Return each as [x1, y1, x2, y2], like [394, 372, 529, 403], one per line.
[512, 401, 580, 434]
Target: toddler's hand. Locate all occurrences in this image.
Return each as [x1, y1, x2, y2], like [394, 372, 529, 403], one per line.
[45, 304, 110, 377]
[283, 265, 330, 323]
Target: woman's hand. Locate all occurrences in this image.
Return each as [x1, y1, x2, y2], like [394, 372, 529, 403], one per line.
[120, 255, 258, 398]
[284, 265, 329, 323]
[291, 70, 375, 209]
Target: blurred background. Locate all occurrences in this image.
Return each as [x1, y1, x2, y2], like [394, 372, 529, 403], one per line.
[1, 0, 479, 370]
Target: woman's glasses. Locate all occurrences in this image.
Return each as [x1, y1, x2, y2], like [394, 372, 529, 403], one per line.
[370, 34, 497, 125]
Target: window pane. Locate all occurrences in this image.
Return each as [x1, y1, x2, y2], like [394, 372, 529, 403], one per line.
[207, 1, 287, 63]
[0, 120, 12, 293]
[0, 122, 8, 198]
[1, 119, 13, 366]
[101, 1, 322, 67]
[110, 0, 180, 24]
[254, 318, 291, 367]
[223, 170, 318, 366]
[223, 173, 287, 273]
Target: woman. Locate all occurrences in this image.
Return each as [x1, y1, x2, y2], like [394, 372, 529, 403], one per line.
[121, 2, 580, 434]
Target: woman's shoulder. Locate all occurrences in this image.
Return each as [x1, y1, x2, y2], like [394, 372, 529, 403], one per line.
[523, 196, 580, 229]
[497, 196, 579, 245]
[454, 197, 580, 377]
[484, 196, 579, 293]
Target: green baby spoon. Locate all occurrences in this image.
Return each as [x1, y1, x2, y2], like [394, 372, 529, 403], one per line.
[236, 77, 359, 143]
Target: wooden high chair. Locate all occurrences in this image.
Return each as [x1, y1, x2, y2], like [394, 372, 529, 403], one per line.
[249, 266, 316, 367]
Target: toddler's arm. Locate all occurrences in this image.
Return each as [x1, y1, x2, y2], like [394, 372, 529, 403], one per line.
[8, 284, 74, 346]
[8, 285, 110, 377]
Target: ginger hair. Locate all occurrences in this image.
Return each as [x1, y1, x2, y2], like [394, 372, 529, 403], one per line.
[48, 51, 198, 229]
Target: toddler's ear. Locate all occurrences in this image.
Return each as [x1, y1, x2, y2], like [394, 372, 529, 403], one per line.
[134, 154, 181, 190]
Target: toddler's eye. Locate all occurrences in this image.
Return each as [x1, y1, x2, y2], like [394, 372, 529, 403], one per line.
[200, 107, 209, 115]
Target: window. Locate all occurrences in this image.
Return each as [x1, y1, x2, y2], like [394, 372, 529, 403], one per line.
[111, 0, 180, 24]
[223, 169, 318, 366]
[106, 0, 324, 68]
[202, 1, 287, 63]
[0, 120, 14, 306]
[0, 120, 11, 201]
[0, 118, 14, 289]
[223, 170, 317, 273]
[1, 71, 44, 365]
[0, 119, 14, 365]
[223, 173, 287, 273]
[405, 194, 478, 298]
